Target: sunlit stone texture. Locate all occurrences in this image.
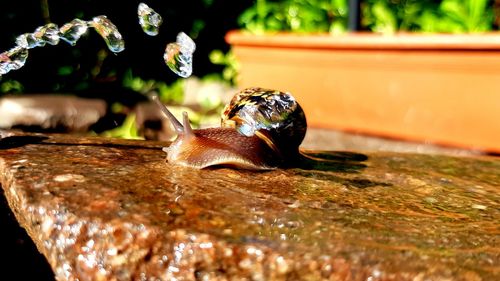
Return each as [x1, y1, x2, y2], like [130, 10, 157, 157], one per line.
[0, 132, 498, 280]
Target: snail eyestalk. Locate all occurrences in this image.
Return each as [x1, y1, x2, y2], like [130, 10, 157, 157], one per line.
[147, 92, 184, 134]
[181, 111, 194, 138]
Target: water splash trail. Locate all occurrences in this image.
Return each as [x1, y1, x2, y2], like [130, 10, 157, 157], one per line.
[0, 16, 125, 78]
[59, 19, 89, 46]
[89, 16, 125, 53]
[0, 47, 29, 75]
[2, 4, 196, 82]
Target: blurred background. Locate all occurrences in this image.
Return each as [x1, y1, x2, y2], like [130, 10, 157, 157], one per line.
[1, 2, 498, 280]
[0, 0, 499, 151]
[0, 0, 247, 90]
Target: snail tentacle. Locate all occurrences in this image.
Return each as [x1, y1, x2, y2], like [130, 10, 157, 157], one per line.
[181, 111, 194, 138]
[149, 92, 184, 134]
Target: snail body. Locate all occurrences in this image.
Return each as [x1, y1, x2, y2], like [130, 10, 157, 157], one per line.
[153, 87, 307, 170]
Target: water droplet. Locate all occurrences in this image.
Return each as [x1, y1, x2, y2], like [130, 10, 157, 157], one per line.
[89, 16, 125, 53]
[423, 197, 438, 204]
[0, 47, 29, 75]
[471, 204, 487, 210]
[176, 32, 196, 54]
[164, 42, 193, 78]
[164, 32, 196, 78]
[33, 23, 60, 45]
[59, 18, 89, 46]
[138, 3, 163, 36]
[16, 33, 45, 49]
[53, 174, 86, 182]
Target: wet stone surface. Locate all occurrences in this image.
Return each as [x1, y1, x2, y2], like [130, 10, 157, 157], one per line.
[0, 132, 498, 280]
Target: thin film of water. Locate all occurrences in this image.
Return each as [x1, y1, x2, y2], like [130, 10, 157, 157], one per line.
[138, 3, 163, 36]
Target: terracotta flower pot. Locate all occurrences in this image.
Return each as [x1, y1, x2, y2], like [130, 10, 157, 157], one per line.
[226, 31, 500, 153]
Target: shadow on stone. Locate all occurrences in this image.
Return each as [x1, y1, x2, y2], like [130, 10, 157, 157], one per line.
[304, 151, 369, 162]
[297, 151, 368, 173]
[0, 136, 49, 150]
[344, 178, 392, 189]
[0, 188, 55, 280]
[44, 141, 164, 151]
[291, 152, 391, 189]
[0, 133, 164, 151]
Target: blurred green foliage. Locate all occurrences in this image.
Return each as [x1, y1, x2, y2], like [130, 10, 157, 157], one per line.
[100, 113, 143, 139]
[420, 0, 495, 32]
[122, 69, 185, 104]
[240, 0, 496, 33]
[363, 0, 495, 33]
[209, 49, 239, 85]
[239, 0, 348, 34]
[0, 79, 24, 93]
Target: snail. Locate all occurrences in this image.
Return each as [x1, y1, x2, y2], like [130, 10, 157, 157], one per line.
[150, 87, 307, 170]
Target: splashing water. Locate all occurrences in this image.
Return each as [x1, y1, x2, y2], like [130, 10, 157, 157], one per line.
[59, 18, 89, 46]
[0, 16, 124, 77]
[34, 23, 61, 45]
[138, 3, 163, 36]
[89, 16, 125, 53]
[176, 32, 196, 54]
[163, 43, 188, 77]
[15, 33, 43, 49]
[164, 32, 196, 78]
[15, 23, 61, 49]
[0, 47, 29, 75]
[0, 7, 198, 79]
[164, 43, 193, 78]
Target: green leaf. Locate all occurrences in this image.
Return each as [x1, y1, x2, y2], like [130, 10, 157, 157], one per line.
[57, 66, 73, 76]
[372, 2, 397, 34]
[0, 79, 24, 93]
[101, 113, 143, 140]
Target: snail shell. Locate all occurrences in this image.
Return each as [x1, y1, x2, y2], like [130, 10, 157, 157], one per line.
[153, 87, 307, 170]
[221, 87, 307, 160]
